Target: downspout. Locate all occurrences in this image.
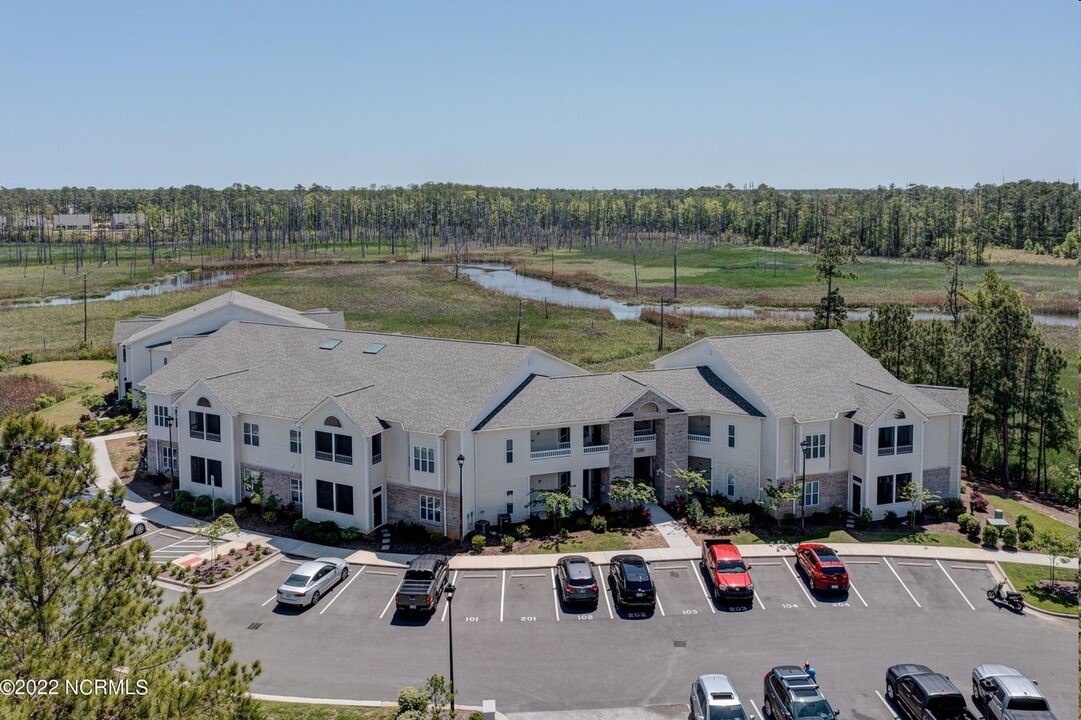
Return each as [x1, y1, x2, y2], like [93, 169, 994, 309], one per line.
[440, 435, 447, 537]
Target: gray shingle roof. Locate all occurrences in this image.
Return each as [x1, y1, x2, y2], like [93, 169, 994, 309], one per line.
[119, 291, 341, 346]
[112, 317, 161, 344]
[909, 384, 969, 415]
[849, 384, 900, 425]
[140, 321, 539, 434]
[476, 366, 762, 431]
[692, 330, 956, 421]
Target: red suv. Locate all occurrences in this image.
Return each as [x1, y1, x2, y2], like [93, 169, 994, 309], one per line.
[795, 543, 849, 591]
[701, 539, 754, 603]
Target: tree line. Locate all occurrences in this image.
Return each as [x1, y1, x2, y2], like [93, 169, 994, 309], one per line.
[851, 267, 1073, 502]
[0, 180, 1076, 262]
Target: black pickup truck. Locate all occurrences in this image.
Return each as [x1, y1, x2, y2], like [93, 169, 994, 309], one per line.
[886, 665, 977, 720]
[395, 554, 450, 615]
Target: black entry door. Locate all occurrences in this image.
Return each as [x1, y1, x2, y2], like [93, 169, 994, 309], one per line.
[851, 481, 862, 514]
[633, 456, 654, 483]
[372, 487, 384, 527]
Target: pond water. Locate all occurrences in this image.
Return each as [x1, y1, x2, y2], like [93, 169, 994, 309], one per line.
[459, 264, 1077, 328]
[6, 270, 235, 308]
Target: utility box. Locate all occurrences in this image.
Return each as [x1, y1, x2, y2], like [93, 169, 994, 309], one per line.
[483, 699, 496, 719]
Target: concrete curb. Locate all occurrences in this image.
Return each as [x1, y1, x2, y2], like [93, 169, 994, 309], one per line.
[249, 692, 511, 719]
[155, 545, 282, 594]
[991, 558, 1079, 620]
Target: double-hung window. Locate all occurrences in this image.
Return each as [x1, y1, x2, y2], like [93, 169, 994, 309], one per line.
[727, 424, 736, 448]
[315, 480, 354, 514]
[289, 429, 302, 454]
[243, 422, 259, 447]
[153, 405, 169, 427]
[160, 445, 177, 473]
[878, 427, 896, 456]
[807, 433, 826, 459]
[371, 434, 382, 464]
[896, 425, 913, 454]
[804, 479, 820, 507]
[505, 439, 514, 463]
[852, 424, 863, 454]
[420, 494, 442, 523]
[290, 478, 303, 506]
[413, 446, 435, 473]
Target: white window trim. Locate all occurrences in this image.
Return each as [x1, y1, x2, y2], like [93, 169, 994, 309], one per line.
[413, 445, 435, 473]
[243, 422, 260, 447]
[420, 493, 442, 523]
[289, 428, 302, 454]
[804, 479, 820, 507]
[290, 478, 303, 506]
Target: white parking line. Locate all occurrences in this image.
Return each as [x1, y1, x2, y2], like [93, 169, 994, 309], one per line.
[367, 569, 396, 575]
[500, 570, 505, 622]
[550, 568, 560, 622]
[320, 566, 364, 615]
[848, 580, 869, 607]
[883, 558, 922, 607]
[652, 563, 686, 571]
[158, 531, 181, 539]
[510, 572, 545, 578]
[895, 561, 933, 567]
[753, 590, 766, 610]
[599, 570, 614, 619]
[845, 559, 881, 564]
[783, 558, 816, 607]
[655, 590, 665, 617]
[876, 690, 900, 719]
[133, 527, 169, 541]
[692, 560, 717, 613]
[262, 594, 277, 607]
[380, 579, 402, 619]
[441, 570, 459, 622]
[949, 564, 987, 571]
[936, 560, 975, 610]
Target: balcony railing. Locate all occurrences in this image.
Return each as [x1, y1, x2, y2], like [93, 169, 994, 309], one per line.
[688, 433, 711, 443]
[315, 450, 334, 462]
[206, 433, 221, 443]
[189, 429, 204, 440]
[372, 453, 382, 464]
[531, 443, 572, 460]
[896, 445, 912, 454]
[583, 444, 609, 454]
[633, 433, 656, 443]
[334, 454, 353, 465]
[878, 447, 894, 456]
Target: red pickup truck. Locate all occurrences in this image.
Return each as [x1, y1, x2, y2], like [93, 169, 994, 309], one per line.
[701, 539, 754, 604]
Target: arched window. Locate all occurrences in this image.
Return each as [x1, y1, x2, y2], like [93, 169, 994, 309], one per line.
[196, 397, 211, 408]
[324, 416, 342, 428]
[639, 402, 659, 414]
[892, 409, 906, 419]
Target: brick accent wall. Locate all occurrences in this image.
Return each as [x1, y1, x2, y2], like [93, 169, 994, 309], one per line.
[239, 463, 300, 506]
[923, 466, 953, 500]
[608, 418, 634, 481]
[387, 483, 463, 538]
[658, 414, 689, 502]
[774, 470, 848, 518]
[147, 439, 176, 476]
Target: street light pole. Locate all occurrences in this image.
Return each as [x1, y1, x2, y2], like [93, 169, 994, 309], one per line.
[799, 439, 809, 535]
[446, 583, 457, 717]
[457, 454, 465, 544]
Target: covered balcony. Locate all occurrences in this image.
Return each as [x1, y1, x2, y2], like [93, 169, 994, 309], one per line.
[633, 419, 656, 443]
[531, 426, 571, 460]
[582, 423, 609, 455]
[688, 415, 711, 444]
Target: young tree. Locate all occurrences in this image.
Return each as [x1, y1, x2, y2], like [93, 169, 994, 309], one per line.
[760, 479, 801, 530]
[192, 513, 240, 571]
[0, 414, 262, 720]
[671, 467, 711, 500]
[424, 673, 454, 720]
[530, 490, 582, 533]
[899, 481, 940, 529]
[609, 476, 658, 512]
[1035, 531, 1077, 588]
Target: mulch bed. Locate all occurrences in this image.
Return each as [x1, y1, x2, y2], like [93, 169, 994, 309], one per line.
[160, 543, 276, 586]
[1035, 580, 1078, 604]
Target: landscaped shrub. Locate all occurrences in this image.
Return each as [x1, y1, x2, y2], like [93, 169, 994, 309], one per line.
[262, 510, 278, 524]
[856, 507, 873, 529]
[293, 518, 314, 538]
[19, 352, 33, 365]
[515, 524, 531, 540]
[396, 712, 424, 720]
[698, 512, 751, 535]
[590, 514, 608, 533]
[686, 498, 704, 527]
[397, 686, 428, 715]
[501, 535, 514, 551]
[428, 531, 445, 544]
[233, 506, 248, 519]
[192, 495, 213, 517]
[981, 523, 999, 548]
[1000, 525, 1018, 549]
[341, 526, 361, 541]
[213, 498, 228, 515]
[264, 493, 281, 511]
[956, 513, 977, 535]
[313, 521, 341, 545]
[469, 712, 484, 720]
[32, 394, 57, 410]
[81, 420, 100, 436]
[939, 497, 964, 520]
[1015, 514, 1034, 533]
[883, 510, 899, 528]
[572, 514, 589, 531]
[471, 534, 485, 553]
[969, 491, 989, 514]
[828, 504, 846, 524]
[1017, 523, 1034, 545]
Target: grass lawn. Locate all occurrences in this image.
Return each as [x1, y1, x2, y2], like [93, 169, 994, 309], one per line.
[981, 493, 1076, 538]
[716, 528, 975, 548]
[257, 701, 397, 720]
[9, 359, 114, 427]
[106, 435, 143, 484]
[999, 561, 1078, 616]
[519, 532, 631, 555]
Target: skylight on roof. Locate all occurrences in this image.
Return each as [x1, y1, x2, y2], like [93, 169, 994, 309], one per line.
[319, 339, 342, 350]
[363, 342, 385, 355]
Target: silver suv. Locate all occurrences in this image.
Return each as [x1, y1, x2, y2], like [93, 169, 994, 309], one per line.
[691, 674, 754, 720]
[763, 666, 839, 720]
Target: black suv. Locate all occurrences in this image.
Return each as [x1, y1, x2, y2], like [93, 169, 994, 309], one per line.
[764, 666, 839, 720]
[609, 554, 656, 610]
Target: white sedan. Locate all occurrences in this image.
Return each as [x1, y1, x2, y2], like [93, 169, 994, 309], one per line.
[276, 557, 350, 607]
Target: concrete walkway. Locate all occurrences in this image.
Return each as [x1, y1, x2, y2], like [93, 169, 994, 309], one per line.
[646, 502, 696, 549]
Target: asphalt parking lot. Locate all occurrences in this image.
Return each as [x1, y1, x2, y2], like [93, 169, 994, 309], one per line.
[163, 552, 1077, 717]
[135, 524, 213, 564]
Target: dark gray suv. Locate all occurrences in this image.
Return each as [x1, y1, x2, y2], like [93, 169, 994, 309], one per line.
[556, 555, 599, 605]
[764, 666, 839, 720]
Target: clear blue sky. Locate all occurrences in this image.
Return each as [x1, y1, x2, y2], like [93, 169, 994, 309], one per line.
[1, 1, 1076, 189]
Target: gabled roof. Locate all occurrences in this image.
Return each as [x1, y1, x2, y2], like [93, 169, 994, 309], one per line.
[118, 291, 344, 346]
[475, 365, 761, 431]
[847, 384, 932, 425]
[141, 321, 543, 434]
[909, 384, 969, 415]
[669, 330, 957, 421]
[112, 316, 162, 344]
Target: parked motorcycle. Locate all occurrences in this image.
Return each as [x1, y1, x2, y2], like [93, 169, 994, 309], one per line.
[986, 580, 1024, 612]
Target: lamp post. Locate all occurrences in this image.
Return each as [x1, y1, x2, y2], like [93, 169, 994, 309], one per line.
[445, 583, 457, 717]
[799, 439, 810, 535]
[457, 454, 465, 544]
